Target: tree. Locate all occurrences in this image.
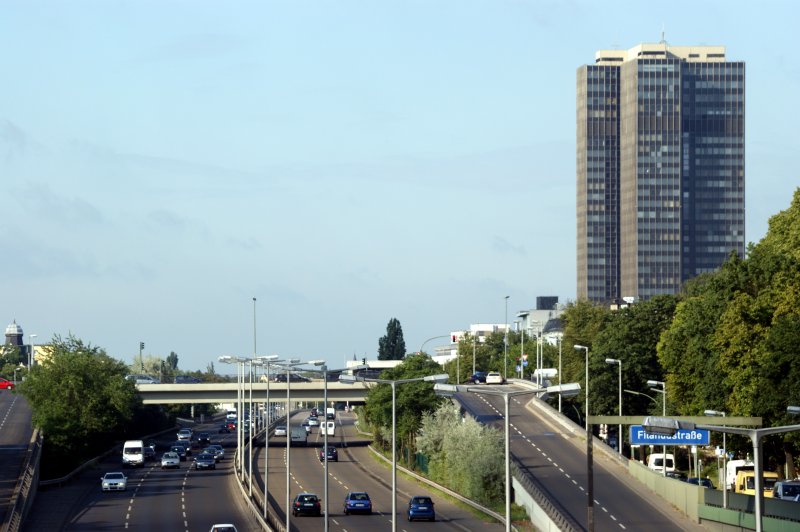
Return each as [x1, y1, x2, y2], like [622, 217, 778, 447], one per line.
[362, 354, 445, 461]
[18, 334, 142, 472]
[378, 318, 406, 360]
[416, 402, 504, 505]
[166, 351, 179, 371]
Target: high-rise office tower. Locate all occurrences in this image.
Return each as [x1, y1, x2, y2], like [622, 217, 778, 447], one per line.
[577, 42, 745, 303]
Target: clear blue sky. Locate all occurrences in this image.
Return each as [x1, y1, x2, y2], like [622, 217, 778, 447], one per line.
[2, 0, 797, 371]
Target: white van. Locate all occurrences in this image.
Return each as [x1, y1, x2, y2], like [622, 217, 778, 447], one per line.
[321, 420, 336, 437]
[647, 453, 675, 473]
[122, 440, 145, 468]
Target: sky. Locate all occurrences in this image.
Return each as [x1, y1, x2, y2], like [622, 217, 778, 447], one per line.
[2, 0, 798, 371]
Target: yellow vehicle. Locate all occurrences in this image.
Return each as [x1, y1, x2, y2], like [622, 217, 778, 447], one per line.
[734, 469, 779, 497]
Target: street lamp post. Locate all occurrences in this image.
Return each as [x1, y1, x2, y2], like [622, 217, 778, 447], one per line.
[305, 363, 367, 532]
[341, 372, 448, 532]
[435, 384, 542, 532]
[704, 409, 728, 508]
[515, 321, 523, 379]
[573, 345, 592, 531]
[647, 380, 667, 477]
[557, 335, 563, 413]
[251, 356, 279, 520]
[605, 358, 623, 456]
[29, 334, 37, 368]
[472, 330, 477, 377]
[504, 296, 509, 380]
[219, 356, 248, 480]
[274, 358, 323, 532]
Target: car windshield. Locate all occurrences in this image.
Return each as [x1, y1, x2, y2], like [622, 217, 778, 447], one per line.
[106, 473, 123, 479]
[299, 495, 317, 502]
[783, 485, 800, 496]
[352, 493, 369, 501]
[413, 497, 432, 505]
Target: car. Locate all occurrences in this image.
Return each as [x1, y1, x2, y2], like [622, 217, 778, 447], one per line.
[218, 423, 231, 434]
[174, 375, 202, 383]
[292, 492, 322, 517]
[343, 491, 372, 515]
[274, 425, 287, 437]
[464, 372, 487, 384]
[209, 525, 237, 532]
[144, 445, 156, 461]
[171, 440, 192, 455]
[100, 472, 127, 491]
[193, 452, 216, 470]
[0, 377, 15, 391]
[204, 445, 225, 461]
[486, 371, 505, 384]
[161, 452, 181, 469]
[407, 495, 435, 521]
[687, 477, 715, 489]
[197, 432, 211, 446]
[170, 445, 188, 461]
[319, 446, 338, 462]
[125, 374, 160, 384]
[306, 416, 320, 426]
[177, 428, 193, 441]
[226, 421, 237, 431]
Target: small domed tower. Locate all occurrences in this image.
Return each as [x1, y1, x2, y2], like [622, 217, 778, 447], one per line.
[5, 320, 24, 346]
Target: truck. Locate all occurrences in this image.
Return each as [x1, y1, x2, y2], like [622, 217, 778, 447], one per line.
[726, 459, 754, 490]
[734, 469, 779, 497]
[326, 407, 335, 420]
[290, 426, 308, 447]
[122, 440, 145, 468]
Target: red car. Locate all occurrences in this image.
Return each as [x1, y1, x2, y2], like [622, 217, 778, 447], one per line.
[0, 378, 14, 391]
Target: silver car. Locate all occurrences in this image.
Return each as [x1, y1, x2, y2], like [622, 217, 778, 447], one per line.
[101, 472, 127, 491]
[161, 451, 180, 469]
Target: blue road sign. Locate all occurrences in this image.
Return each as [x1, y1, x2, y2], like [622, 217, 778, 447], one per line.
[629, 425, 710, 445]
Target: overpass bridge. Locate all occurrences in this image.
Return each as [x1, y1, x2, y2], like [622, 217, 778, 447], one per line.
[136, 380, 372, 404]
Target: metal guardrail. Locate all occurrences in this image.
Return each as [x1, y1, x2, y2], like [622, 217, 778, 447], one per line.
[2, 429, 42, 532]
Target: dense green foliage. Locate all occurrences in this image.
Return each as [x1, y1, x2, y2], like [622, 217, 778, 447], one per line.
[416, 402, 504, 505]
[557, 188, 800, 471]
[378, 318, 407, 360]
[362, 354, 445, 461]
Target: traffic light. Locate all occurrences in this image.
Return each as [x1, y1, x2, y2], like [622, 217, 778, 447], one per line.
[362, 358, 366, 365]
[139, 342, 145, 351]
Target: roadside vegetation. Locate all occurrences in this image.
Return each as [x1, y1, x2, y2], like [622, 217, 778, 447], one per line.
[17, 335, 227, 477]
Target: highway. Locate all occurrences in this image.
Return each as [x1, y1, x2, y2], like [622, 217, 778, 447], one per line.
[255, 409, 505, 531]
[0, 389, 33, 526]
[32, 421, 261, 531]
[454, 386, 701, 531]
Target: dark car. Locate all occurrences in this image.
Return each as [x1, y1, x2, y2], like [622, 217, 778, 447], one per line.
[143, 445, 156, 461]
[219, 423, 231, 434]
[464, 372, 488, 384]
[170, 445, 188, 461]
[197, 432, 211, 446]
[171, 440, 191, 456]
[343, 492, 372, 515]
[174, 375, 202, 384]
[319, 446, 338, 462]
[273, 373, 311, 383]
[193, 452, 216, 470]
[407, 495, 435, 522]
[687, 477, 715, 489]
[292, 493, 321, 517]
